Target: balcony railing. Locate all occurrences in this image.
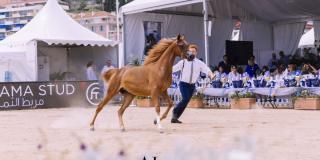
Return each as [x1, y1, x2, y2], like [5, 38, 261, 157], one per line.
[11, 27, 20, 32]
[4, 21, 13, 25]
[19, 20, 28, 24]
[0, 28, 6, 32]
[12, 13, 20, 18]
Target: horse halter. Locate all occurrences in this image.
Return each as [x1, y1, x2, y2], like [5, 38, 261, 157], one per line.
[178, 42, 189, 59]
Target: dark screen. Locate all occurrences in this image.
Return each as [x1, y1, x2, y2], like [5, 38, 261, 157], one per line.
[226, 40, 253, 65]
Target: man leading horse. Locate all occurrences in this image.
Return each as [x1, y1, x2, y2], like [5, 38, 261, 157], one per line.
[89, 35, 213, 133]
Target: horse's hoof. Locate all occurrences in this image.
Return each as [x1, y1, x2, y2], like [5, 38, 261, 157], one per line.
[159, 130, 164, 134]
[120, 128, 126, 132]
[90, 127, 95, 131]
[153, 119, 157, 125]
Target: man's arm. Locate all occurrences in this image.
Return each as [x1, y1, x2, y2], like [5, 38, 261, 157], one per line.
[199, 61, 214, 79]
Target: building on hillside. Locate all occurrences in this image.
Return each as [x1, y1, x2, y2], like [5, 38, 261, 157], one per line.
[71, 11, 120, 41]
[0, 0, 69, 40]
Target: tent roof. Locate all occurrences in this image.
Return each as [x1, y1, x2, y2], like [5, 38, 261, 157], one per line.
[121, 0, 202, 15]
[0, 45, 24, 53]
[0, 0, 116, 47]
[121, 0, 320, 22]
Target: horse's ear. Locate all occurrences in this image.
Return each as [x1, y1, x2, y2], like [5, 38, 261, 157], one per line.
[177, 34, 181, 41]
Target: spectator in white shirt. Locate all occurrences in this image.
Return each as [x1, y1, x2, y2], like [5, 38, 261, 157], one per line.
[213, 66, 227, 81]
[228, 65, 241, 82]
[86, 61, 98, 81]
[101, 59, 115, 74]
[171, 44, 214, 123]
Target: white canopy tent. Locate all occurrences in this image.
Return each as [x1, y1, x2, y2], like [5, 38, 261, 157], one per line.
[299, 28, 315, 48]
[0, 0, 117, 82]
[120, 0, 320, 67]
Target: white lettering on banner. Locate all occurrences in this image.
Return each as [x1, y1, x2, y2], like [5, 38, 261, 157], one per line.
[39, 85, 46, 96]
[0, 83, 77, 98]
[47, 84, 55, 95]
[12, 86, 22, 96]
[0, 97, 45, 109]
[0, 87, 10, 97]
[0, 82, 90, 109]
[24, 86, 34, 96]
[66, 84, 75, 95]
[56, 85, 65, 95]
[86, 83, 102, 106]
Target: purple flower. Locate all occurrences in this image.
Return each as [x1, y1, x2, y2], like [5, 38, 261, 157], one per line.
[80, 143, 86, 151]
[118, 149, 125, 157]
[37, 144, 42, 150]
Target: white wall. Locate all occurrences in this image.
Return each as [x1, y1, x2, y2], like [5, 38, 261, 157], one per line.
[37, 45, 117, 81]
[124, 12, 204, 64]
[38, 46, 68, 78]
[0, 55, 31, 82]
[68, 46, 117, 80]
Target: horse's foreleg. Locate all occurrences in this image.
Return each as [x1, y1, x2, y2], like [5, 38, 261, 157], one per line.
[118, 92, 134, 132]
[90, 88, 118, 131]
[160, 91, 173, 121]
[151, 92, 163, 133]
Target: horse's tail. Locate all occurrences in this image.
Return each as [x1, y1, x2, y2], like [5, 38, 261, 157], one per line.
[102, 68, 119, 82]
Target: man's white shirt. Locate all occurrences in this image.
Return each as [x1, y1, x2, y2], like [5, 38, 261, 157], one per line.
[101, 65, 115, 74]
[173, 58, 212, 84]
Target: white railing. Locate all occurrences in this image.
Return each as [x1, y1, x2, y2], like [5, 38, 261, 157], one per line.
[168, 76, 295, 108]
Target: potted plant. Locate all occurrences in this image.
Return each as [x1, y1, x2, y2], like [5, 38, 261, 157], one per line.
[294, 90, 320, 110]
[136, 96, 153, 107]
[229, 91, 256, 109]
[187, 92, 205, 108]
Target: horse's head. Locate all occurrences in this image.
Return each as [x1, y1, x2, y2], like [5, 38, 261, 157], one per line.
[175, 34, 189, 59]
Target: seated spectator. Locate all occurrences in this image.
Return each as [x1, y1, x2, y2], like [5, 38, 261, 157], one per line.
[213, 66, 227, 81]
[261, 66, 271, 77]
[228, 65, 241, 81]
[272, 64, 286, 80]
[245, 59, 260, 78]
[284, 62, 301, 77]
[301, 64, 318, 75]
[268, 53, 278, 72]
[218, 55, 231, 74]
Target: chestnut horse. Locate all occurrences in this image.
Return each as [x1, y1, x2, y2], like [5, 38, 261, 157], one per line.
[89, 35, 189, 133]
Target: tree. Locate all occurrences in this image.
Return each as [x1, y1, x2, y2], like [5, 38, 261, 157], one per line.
[104, 0, 133, 12]
[79, 0, 88, 11]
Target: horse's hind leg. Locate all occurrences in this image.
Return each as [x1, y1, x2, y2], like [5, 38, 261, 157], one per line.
[160, 91, 173, 121]
[118, 92, 135, 132]
[90, 86, 119, 131]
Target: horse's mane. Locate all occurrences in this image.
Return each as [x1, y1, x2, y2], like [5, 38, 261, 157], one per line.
[144, 38, 175, 65]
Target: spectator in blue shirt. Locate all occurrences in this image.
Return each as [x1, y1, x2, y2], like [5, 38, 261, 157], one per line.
[245, 59, 260, 78]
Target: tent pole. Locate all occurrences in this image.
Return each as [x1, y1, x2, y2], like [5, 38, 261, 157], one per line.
[116, 0, 123, 67]
[35, 41, 38, 81]
[202, 0, 209, 65]
[116, 0, 120, 42]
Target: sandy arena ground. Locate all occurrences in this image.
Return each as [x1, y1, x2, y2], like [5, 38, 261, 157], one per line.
[1, 105, 320, 160]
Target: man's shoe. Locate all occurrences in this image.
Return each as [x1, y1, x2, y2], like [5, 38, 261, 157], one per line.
[171, 119, 182, 124]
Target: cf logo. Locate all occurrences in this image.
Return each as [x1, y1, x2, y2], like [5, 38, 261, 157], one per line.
[86, 83, 102, 105]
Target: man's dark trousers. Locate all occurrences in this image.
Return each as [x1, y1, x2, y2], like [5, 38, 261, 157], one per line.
[173, 81, 195, 119]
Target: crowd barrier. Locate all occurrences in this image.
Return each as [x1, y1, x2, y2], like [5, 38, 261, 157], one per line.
[167, 77, 320, 108]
